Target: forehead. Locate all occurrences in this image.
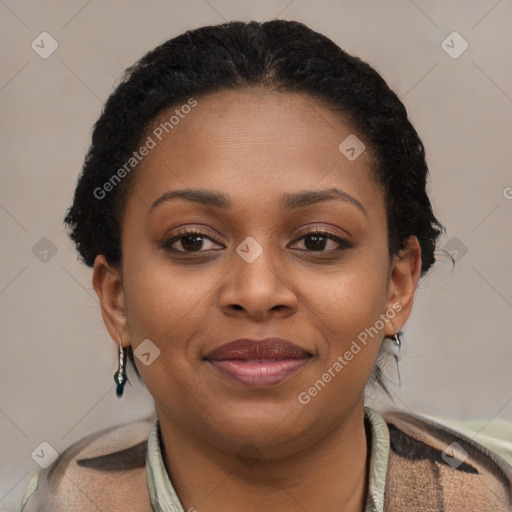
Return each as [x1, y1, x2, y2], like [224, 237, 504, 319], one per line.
[124, 88, 383, 218]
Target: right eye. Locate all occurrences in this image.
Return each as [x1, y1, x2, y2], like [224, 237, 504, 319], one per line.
[160, 228, 224, 253]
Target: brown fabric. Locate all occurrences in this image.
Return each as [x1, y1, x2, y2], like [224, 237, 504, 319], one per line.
[23, 409, 512, 511]
[381, 409, 512, 512]
[22, 416, 155, 512]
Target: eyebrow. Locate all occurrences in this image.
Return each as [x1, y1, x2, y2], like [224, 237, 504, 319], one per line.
[149, 187, 367, 217]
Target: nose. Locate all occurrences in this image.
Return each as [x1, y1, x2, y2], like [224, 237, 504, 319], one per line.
[219, 241, 299, 321]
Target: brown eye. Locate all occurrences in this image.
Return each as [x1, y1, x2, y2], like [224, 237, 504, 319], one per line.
[291, 229, 352, 252]
[161, 229, 222, 253]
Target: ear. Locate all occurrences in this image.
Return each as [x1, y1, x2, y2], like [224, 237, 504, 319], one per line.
[384, 235, 422, 336]
[92, 254, 130, 347]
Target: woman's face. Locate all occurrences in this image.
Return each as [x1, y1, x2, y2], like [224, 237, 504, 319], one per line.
[95, 88, 420, 458]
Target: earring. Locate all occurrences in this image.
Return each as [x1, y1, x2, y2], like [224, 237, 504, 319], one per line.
[391, 323, 401, 386]
[114, 338, 127, 398]
[392, 323, 401, 351]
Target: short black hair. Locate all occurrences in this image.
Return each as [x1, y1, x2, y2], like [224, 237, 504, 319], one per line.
[63, 19, 444, 396]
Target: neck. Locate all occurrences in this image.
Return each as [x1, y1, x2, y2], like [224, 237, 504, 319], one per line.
[156, 402, 370, 512]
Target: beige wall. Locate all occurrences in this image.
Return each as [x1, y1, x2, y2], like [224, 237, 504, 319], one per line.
[1, 0, 511, 509]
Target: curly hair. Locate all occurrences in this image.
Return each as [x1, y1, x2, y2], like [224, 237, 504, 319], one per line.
[63, 19, 444, 397]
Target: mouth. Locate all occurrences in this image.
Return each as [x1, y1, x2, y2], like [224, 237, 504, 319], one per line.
[204, 337, 313, 387]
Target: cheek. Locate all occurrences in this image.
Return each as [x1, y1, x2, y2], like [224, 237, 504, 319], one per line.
[121, 259, 209, 409]
[313, 256, 390, 335]
[310, 255, 390, 381]
[296, 267, 389, 416]
[123, 253, 212, 340]
[121, 251, 230, 389]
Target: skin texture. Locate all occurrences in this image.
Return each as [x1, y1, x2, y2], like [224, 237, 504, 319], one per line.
[92, 88, 422, 512]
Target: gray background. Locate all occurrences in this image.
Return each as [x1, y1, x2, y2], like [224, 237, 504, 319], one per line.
[1, 0, 511, 509]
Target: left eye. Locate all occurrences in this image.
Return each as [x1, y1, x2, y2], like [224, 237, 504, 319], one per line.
[291, 230, 351, 252]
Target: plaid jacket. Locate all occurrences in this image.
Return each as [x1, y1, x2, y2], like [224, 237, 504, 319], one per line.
[19, 409, 512, 511]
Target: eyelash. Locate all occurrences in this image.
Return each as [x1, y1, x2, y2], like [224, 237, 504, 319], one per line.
[160, 226, 352, 255]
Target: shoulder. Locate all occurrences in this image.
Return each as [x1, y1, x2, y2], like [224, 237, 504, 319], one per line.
[422, 413, 512, 467]
[378, 408, 512, 512]
[19, 414, 156, 512]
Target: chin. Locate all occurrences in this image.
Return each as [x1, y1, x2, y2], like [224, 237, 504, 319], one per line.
[208, 401, 313, 449]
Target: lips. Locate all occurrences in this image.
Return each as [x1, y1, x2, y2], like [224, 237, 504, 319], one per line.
[204, 337, 312, 387]
[206, 337, 311, 360]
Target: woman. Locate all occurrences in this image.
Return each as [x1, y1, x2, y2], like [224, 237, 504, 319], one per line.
[18, 19, 512, 512]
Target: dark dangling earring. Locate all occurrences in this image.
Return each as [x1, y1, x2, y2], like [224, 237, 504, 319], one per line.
[114, 338, 127, 398]
[391, 323, 402, 386]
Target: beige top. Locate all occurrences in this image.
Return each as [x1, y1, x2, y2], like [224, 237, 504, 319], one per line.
[18, 407, 512, 511]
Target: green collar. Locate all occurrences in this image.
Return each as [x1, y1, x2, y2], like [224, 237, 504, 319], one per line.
[146, 407, 390, 512]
